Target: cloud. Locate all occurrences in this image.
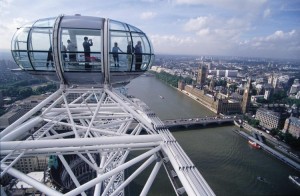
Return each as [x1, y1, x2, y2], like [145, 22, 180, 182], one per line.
[0, 0, 14, 16]
[150, 34, 197, 46]
[238, 30, 300, 59]
[149, 34, 199, 54]
[174, 0, 267, 12]
[263, 8, 271, 18]
[150, 14, 255, 55]
[196, 28, 210, 36]
[0, 17, 30, 50]
[140, 11, 157, 20]
[183, 16, 250, 43]
[249, 30, 298, 46]
[184, 16, 210, 31]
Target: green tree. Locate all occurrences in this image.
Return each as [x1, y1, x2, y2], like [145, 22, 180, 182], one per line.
[151, 71, 194, 87]
[270, 128, 279, 136]
[270, 90, 287, 103]
[18, 87, 33, 99]
[215, 80, 227, 87]
[284, 133, 300, 149]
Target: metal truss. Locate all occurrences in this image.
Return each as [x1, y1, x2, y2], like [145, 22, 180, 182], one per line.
[0, 85, 215, 196]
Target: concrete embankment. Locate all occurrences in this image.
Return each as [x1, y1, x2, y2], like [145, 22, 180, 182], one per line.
[176, 89, 218, 114]
[233, 129, 300, 172]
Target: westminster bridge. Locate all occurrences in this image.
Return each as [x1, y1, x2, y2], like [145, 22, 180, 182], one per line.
[158, 116, 235, 129]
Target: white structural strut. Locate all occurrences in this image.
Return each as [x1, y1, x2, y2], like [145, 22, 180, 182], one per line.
[0, 86, 215, 196]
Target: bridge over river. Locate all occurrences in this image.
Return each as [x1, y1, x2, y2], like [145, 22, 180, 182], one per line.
[160, 116, 234, 129]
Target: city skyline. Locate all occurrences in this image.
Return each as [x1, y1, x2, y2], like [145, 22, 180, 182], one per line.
[0, 0, 300, 60]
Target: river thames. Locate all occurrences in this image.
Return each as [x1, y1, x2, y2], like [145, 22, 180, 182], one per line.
[124, 75, 300, 196]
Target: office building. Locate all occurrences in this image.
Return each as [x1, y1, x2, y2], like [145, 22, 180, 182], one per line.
[0, 109, 27, 130]
[255, 108, 284, 130]
[282, 117, 300, 139]
[289, 79, 300, 95]
[208, 70, 238, 78]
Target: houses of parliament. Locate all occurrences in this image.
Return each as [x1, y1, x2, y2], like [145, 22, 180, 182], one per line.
[178, 64, 251, 115]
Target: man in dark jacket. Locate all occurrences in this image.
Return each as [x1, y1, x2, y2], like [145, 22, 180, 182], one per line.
[83, 37, 93, 69]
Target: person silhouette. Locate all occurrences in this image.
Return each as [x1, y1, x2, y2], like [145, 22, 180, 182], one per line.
[134, 41, 142, 71]
[61, 42, 67, 65]
[46, 46, 54, 67]
[67, 39, 77, 64]
[112, 42, 123, 67]
[127, 41, 134, 70]
[83, 37, 93, 69]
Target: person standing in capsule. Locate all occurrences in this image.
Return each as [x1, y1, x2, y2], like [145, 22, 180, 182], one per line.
[67, 39, 77, 65]
[83, 37, 93, 69]
[127, 41, 134, 71]
[46, 46, 54, 67]
[112, 42, 123, 67]
[134, 41, 142, 71]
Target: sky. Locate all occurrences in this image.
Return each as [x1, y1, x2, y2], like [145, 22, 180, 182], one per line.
[0, 0, 300, 59]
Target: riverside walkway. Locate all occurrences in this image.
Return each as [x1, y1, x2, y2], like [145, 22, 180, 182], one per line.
[234, 130, 300, 171]
[161, 116, 234, 129]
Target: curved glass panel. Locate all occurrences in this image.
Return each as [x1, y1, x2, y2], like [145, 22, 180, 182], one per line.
[127, 24, 142, 33]
[30, 28, 53, 70]
[12, 28, 30, 51]
[22, 21, 35, 28]
[33, 17, 56, 27]
[31, 51, 55, 70]
[131, 33, 149, 71]
[141, 54, 152, 70]
[141, 36, 151, 54]
[30, 28, 52, 50]
[11, 28, 33, 70]
[110, 20, 129, 31]
[12, 51, 32, 70]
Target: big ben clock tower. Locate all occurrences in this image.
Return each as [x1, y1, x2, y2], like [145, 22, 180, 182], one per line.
[242, 78, 252, 114]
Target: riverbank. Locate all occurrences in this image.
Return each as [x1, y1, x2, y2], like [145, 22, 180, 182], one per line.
[233, 129, 300, 171]
[176, 88, 218, 114]
[234, 122, 300, 168]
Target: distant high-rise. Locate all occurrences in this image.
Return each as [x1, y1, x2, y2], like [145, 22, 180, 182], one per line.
[197, 64, 207, 86]
[289, 79, 300, 95]
[241, 77, 251, 114]
[268, 73, 279, 89]
[0, 91, 3, 107]
[209, 78, 215, 91]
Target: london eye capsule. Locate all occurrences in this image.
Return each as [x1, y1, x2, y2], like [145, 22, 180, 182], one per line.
[11, 15, 155, 86]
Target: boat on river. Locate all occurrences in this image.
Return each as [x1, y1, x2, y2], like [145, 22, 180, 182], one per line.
[257, 176, 269, 183]
[234, 120, 242, 128]
[248, 140, 261, 149]
[289, 175, 300, 187]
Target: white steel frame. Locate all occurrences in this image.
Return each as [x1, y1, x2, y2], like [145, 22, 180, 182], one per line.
[0, 85, 215, 196]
